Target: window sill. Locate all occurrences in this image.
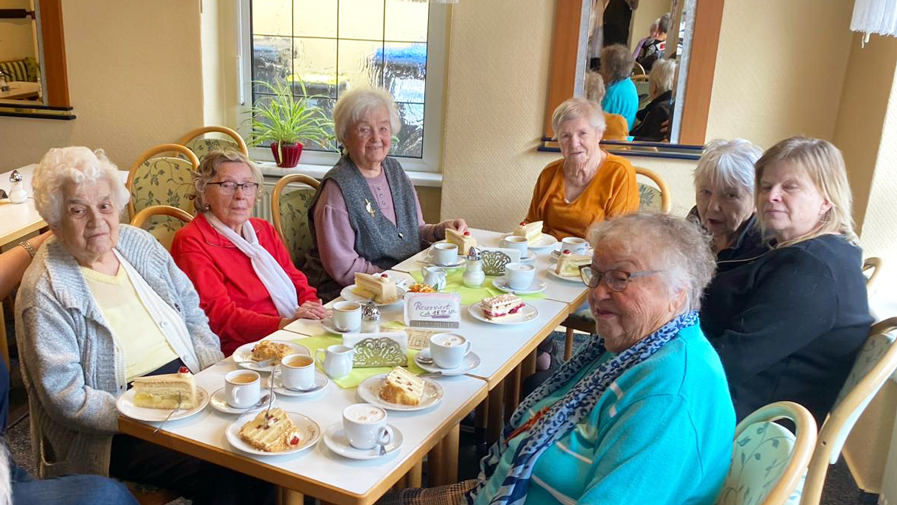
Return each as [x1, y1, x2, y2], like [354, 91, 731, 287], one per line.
[255, 161, 444, 188]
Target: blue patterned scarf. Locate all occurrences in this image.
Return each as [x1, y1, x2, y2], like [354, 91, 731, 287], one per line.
[467, 310, 700, 505]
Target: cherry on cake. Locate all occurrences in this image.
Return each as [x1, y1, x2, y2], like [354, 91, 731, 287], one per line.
[380, 367, 425, 406]
[239, 408, 303, 452]
[445, 229, 477, 255]
[131, 367, 197, 410]
[481, 294, 526, 322]
[555, 250, 591, 277]
[513, 221, 543, 245]
[354, 272, 398, 303]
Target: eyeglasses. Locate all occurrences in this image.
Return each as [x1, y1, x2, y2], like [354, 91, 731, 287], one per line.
[207, 181, 260, 195]
[579, 265, 661, 292]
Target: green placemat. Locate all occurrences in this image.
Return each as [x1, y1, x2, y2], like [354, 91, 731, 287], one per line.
[290, 335, 425, 389]
[409, 269, 546, 306]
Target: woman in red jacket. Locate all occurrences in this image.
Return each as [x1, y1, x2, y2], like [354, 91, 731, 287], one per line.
[172, 150, 326, 355]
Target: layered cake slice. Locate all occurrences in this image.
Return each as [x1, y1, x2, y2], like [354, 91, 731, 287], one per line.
[354, 272, 398, 303]
[555, 250, 591, 277]
[251, 340, 292, 364]
[513, 221, 544, 245]
[239, 408, 302, 452]
[380, 366, 425, 406]
[131, 367, 197, 409]
[481, 294, 526, 322]
[445, 229, 477, 255]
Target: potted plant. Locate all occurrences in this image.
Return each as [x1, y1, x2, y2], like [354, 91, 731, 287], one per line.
[246, 80, 332, 168]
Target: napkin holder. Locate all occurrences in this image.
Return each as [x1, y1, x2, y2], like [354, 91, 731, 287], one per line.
[343, 331, 408, 367]
[480, 250, 513, 275]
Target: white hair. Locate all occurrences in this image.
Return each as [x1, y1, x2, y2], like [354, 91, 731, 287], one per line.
[552, 97, 606, 134]
[649, 59, 677, 95]
[693, 138, 763, 197]
[332, 88, 401, 146]
[0, 441, 10, 505]
[32, 147, 129, 227]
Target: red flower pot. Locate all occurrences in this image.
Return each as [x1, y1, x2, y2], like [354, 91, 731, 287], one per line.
[271, 142, 303, 168]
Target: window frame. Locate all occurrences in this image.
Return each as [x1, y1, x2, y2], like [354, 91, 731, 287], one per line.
[237, 0, 448, 173]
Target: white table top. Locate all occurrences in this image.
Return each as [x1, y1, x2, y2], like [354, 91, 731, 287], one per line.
[0, 81, 40, 100]
[0, 164, 44, 247]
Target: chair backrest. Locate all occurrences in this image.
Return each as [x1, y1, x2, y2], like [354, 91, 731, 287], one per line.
[798, 317, 897, 505]
[271, 174, 321, 269]
[633, 166, 671, 213]
[632, 61, 646, 76]
[177, 126, 249, 162]
[715, 401, 817, 505]
[126, 144, 200, 220]
[862, 257, 883, 296]
[130, 204, 194, 251]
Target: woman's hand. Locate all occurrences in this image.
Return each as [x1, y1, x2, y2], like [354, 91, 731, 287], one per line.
[440, 218, 468, 234]
[295, 300, 328, 320]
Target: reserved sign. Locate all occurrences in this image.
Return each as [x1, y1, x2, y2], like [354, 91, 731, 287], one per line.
[404, 292, 461, 329]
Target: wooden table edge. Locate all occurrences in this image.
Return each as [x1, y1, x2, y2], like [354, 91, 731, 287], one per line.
[0, 219, 46, 248]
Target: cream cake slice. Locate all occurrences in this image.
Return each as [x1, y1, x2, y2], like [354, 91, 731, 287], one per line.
[555, 250, 592, 277]
[380, 367, 425, 406]
[354, 272, 398, 303]
[445, 228, 477, 255]
[131, 367, 197, 410]
[239, 408, 302, 452]
[513, 221, 543, 245]
[481, 294, 526, 322]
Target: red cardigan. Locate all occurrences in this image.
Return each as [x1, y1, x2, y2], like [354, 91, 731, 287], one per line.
[171, 213, 319, 356]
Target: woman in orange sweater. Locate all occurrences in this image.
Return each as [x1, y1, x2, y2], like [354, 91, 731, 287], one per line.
[526, 97, 640, 239]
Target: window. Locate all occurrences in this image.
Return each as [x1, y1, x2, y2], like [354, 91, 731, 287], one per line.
[239, 0, 447, 172]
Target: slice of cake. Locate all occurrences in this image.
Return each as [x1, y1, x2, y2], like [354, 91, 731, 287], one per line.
[251, 340, 292, 364]
[446, 229, 477, 256]
[239, 408, 302, 452]
[131, 367, 197, 410]
[481, 294, 526, 322]
[379, 367, 425, 406]
[354, 272, 398, 303]
[513, 221, 543, 245]
[555, 250, 591, 277]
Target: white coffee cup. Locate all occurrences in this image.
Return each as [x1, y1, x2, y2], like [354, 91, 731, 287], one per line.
[561, 236, 589, 255]
[342, 404, 390, 450]
[501, 236, 529, 256]
[332, 301, 362, 331]
[430, 333, 472, 369]
[428, 242, 459, 266]
[224, 369, 261, 409]
[280, 353, 316, 390]
[504, 262, 536, 290]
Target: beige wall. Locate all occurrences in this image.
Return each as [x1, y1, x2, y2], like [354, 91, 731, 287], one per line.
[0, 0, 204, 172]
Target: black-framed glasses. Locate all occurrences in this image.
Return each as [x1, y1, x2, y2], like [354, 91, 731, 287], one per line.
[579, 265, 661, 292]
[207, 181, 260, 195]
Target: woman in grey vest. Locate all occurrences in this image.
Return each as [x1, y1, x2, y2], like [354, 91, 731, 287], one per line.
[305, 88, 467, 301]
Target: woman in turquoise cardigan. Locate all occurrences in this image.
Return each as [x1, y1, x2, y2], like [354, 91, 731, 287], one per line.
[600, 44, 639, 129]
[381, 213, 736, 505]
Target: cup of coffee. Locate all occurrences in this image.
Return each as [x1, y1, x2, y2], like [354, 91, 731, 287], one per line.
[342, 404, 390, 450]
[504, 262, 536, 291]
[428, 242, 459, 266]
[280, 354, 315, 390]
[332, 301, 362, 332]
[224, 370, 261, 409]
[501, 236, 529, 256]
[561, 236, 589, 255]
[430, 333, 472, 369]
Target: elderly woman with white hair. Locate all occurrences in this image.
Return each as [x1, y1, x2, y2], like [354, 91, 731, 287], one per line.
[630, 59, 676, 141]
[380, 213, 734, 505]
[525, 97, 639, 240]
[15, 147, 272, 505]
[687, 138, 766, 262]
[305, 88, 467, 301]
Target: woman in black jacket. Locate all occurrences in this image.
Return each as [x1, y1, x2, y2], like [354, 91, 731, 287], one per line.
[700, 137, 872, 424]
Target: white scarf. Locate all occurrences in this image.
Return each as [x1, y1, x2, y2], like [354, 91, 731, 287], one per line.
[205, 213, 298, 318]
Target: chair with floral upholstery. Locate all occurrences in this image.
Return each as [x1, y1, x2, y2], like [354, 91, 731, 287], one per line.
[126, 144, 200, 220]
[130, 205, 194, 251]
[177, 126, 249, 163]
[271, 174, 320, 269]
[798, 317, 897, 505]
[715, 401, 817, 505]
[634, 166, 671, 213]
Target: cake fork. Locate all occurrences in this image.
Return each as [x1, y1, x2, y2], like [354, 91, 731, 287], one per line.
[154, 391, 182, 434]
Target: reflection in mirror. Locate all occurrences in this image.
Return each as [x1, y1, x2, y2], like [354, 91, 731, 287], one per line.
[0, 3, 43, 104]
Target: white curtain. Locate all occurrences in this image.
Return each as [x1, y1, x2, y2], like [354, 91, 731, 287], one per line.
[851, 0, 897, 43]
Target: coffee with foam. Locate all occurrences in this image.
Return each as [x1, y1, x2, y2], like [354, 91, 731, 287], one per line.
[347, 406, 386, 424]
[433, 335, 465, 347]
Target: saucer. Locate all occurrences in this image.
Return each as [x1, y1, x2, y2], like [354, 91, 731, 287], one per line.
[519, 251, 539, 264]
[266, 370, 330, 397]
[492, 278, 547, 295]
[547, 269, 586, 283]
[210, 388, 277, 415]
[323, 422, 403, 460]
[321, 318, 360, 334]
[552, 246, 593, 258]
[415, 349, 480, 375]
[419, 258, 465, 268]
[500, 233, 558, 250]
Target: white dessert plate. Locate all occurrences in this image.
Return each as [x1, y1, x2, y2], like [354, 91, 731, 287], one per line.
[340, 284, 407, 306]
[499, 233, 558, 250]
[210, 388, 278, 415]
[547, 269, 586, 283]
[415, 349, 480, 375]
[265, 370, 330, 398]
[116, 386, 210, 423]
[552, 246, 593, 258]
[225, 410, 321, 457]
[321, 318, 361, 335]
[323, 422, 404, 460]
[468, 302, 540, 325]
[357, 373, 444, 412]
[233, 341, 310, 373]
[418, 257, 466, 268]
[492, 278, 548, 295]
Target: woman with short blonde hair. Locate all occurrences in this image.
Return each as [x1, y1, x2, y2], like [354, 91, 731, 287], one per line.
[630, 59, 676, 141]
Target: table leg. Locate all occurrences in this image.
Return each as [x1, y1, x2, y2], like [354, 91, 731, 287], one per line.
[277, 488, 303, 505]
[504, 366, 521, 421]
[487, 383, 504, 444]
[441, 424, 460, 485]
[428, 434, 446, 486]
[407, 459, 423, 488]
[475, 397, 488, 446]
[521, 350, 537, 382]
[564, 327, 575, 361]
[0, 299, 8, 367]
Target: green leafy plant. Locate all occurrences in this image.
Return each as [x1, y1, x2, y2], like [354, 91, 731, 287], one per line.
[246, 80, 333, 150]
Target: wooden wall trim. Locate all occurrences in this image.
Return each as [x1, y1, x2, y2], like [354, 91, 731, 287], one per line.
[39, 0, 70, 107]
[544, 0, 583, 138]
[678, 0, 724, 145]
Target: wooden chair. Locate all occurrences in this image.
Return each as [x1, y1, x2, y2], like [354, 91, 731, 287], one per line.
[632, 61, 646, 76]
[798, 317, 897, 505]
[632, 74, 650, 83]
[715, 401, 817, 505]
[177, 126, 249, 162]
[130, 205, 194, 251]
[634, 166, 671, 213]
[863, 257, 883, 296]
[271, 174, 321, 269]
[126, 144, 200, 220]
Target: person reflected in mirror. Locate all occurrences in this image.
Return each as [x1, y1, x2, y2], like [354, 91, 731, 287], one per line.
[634, 13, 670, 72]
[304, 88, 467, 301]
[599, 44, 639, 129]
[585, 71, 629, 141]
[630, 59, 676, 141]
[171, 150, 326, 356]
[602, 0, 639, 46]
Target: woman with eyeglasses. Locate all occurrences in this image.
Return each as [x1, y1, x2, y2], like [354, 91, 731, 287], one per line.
[379, 213, 734, 505]
[171, 150, 326, 356]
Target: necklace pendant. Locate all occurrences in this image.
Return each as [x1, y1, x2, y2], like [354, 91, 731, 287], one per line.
[365, 199, 376, 218]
